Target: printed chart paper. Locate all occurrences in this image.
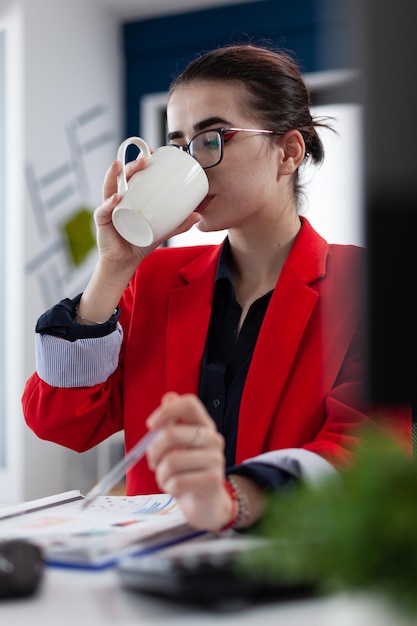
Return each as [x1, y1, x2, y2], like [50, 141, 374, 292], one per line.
[0, 491, 203, 568]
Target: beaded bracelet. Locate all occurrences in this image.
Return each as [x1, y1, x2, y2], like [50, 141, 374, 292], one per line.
[221, 478, 238, 531]
[221, 476, 251, 531]
[226, 475, 251, 528]
[74, 305, 117, 325]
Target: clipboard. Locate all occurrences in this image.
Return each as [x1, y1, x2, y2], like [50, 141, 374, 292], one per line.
[0, 490, 206, 569]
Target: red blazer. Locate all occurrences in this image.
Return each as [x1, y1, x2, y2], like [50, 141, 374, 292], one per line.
[22, 218, 411, 494]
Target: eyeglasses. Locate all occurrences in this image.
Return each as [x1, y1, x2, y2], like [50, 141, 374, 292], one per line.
[167, 127, 281, 169]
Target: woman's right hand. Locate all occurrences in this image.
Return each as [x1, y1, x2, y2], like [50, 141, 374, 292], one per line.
[94, 158, 201, 272]
[77, 156, 201, 324]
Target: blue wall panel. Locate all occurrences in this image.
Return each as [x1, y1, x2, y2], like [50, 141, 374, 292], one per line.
[123, 0, 352, 138]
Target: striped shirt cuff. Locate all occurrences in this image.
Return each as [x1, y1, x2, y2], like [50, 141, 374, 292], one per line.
[35, 324, 123, 388]
[242, 448, 340, 488]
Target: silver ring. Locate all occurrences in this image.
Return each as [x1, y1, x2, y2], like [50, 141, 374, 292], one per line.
[192, 426, 203, 448]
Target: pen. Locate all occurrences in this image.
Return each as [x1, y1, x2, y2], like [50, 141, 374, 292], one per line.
[81, 429, 159, 509]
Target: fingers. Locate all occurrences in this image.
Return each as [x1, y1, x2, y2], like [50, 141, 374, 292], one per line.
[170, 212, 202, 237]
[102, 160, 122, 201]
[146, 393, 213, 430]
[160, 391, 180, 407]
[97, 155, 151, 231]
[102, 157, 148, 201]
[156, 452, 225, 500]
[94, 193, 121, 226]
[150, 213, 201, 249]
[145, 393, 229, 531]
[125, 156, 148, 181]
[147, 421, 224, 471]
[145, 393, 225, 486]
[146, 422, 226, 521]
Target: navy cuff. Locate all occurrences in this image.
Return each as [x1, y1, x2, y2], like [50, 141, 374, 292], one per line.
[35, 294, 120, 342]
[226, 461, 297, 492]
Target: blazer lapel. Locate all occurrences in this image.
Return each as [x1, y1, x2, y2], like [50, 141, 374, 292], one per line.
[163, 219, 329, 462]
[236, 219, 329, 462]
[165, 246, 221, 393]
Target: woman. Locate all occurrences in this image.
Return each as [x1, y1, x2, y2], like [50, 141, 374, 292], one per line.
[22, 44, 411, 532]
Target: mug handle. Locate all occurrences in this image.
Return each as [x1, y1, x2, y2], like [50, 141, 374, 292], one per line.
[116, 137, 152, 195]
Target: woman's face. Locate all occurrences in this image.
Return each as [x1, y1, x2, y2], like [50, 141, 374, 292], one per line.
[166, 80, 288, 235]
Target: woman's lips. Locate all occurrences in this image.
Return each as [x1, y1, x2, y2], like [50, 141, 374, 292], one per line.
[196, 194, 214, 213]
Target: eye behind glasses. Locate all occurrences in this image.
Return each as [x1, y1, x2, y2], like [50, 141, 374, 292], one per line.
[167, 127, 280, 169]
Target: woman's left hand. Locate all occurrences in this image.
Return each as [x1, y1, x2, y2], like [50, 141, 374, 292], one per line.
[146, 392, 234, 531]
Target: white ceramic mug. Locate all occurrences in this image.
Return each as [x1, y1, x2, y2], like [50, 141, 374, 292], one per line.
[112, 136, 209, 247]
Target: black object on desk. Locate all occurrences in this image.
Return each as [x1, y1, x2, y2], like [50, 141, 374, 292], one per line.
[117, 538, 315, 608]
[0, 540, 44, 599]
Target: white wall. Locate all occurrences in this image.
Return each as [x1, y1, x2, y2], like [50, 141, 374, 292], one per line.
[0, 0, 123, 500]
[0, 0, 363, 503]
[301, 103, 363, 246]
[0, 0, 25, 503]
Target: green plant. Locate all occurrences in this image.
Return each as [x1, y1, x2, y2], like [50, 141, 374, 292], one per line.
[242, 433, 417, 615]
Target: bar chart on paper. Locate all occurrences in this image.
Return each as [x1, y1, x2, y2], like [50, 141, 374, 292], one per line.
[0, 491, 204, 569]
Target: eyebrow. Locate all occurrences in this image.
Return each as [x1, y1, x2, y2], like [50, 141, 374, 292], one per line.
[167, 116, 232, 141]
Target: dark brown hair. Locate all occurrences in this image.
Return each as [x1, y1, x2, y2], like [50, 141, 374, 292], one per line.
[169, 44, 332, 199]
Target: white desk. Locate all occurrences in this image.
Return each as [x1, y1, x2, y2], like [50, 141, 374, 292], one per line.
[0, 565, 413, 626]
